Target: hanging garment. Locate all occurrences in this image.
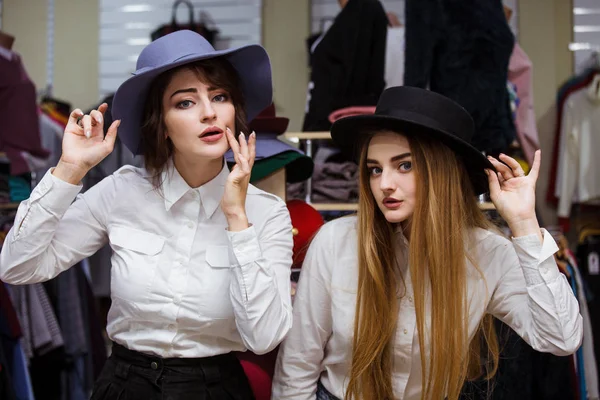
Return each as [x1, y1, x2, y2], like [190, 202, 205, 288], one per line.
[404, 0, 516, 155]
[567, 252, 600, 400]
[302, 0, 388, 132]
[0, 52, 49, 175]
[508, 44, 540, 165]
[385, 26, 405, 88]
[578, 235, 600, 396]
[547, 68, 599, 205]
[554, 80, 600, 219]
[5, 284, 64, 361]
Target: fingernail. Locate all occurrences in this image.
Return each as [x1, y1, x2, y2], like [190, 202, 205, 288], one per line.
[116, 120, 121, 127]
[251, 131, 256, 138]
[95, 115, 102, 124]
[85, 130, 91, 139]
[226, 127, 232, 134]
[240, 132, 245, 140]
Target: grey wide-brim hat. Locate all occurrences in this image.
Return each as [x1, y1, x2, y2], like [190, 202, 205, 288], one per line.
[112, 30, 273, 155]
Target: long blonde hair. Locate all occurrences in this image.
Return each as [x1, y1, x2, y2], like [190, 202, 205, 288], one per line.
[345, 132, 499, 400]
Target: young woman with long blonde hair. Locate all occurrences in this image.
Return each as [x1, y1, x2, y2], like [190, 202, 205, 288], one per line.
[272, 86, 582, 400]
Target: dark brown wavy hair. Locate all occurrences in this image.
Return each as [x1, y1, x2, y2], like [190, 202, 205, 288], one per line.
[140, 58, 249, 188]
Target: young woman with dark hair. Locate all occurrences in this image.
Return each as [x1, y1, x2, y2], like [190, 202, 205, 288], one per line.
[0, 30, 293, 400]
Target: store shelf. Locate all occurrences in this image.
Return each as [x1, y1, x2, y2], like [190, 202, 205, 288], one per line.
[478, 201, 495, 210]
[0, 202, 19, 210]
[311, 203, 358, 211]
[283, 131, 331, 140]
[308, 202, 494, 211]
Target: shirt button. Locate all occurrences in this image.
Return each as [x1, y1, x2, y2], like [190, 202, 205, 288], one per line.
[187, 222, 194, 229]
[150, 362, 158, 370]
[408, 296, 413, 302]
[404, 329, 408, 334]
[174, 295, 182, 304]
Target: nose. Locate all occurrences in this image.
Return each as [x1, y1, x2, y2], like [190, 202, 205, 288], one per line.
[199, 98, 217, 123]
[379, 168, 396, 193]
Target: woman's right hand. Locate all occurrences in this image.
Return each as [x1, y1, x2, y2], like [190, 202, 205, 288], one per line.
[53, 103, 120, 184]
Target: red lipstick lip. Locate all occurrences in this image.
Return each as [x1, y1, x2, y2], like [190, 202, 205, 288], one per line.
[200, 126, 223, 137]
[383, 197, 403, 209]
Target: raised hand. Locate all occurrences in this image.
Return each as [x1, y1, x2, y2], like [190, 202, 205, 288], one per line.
[54, 104, 120, 184]
[221, 127, 256, 231]
[486, 150, 543, 239]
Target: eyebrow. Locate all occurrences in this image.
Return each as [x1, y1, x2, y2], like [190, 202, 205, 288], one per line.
[169, 86, 223, 99]
[170, 88, 197, 99]
[366, 152, 412, 164]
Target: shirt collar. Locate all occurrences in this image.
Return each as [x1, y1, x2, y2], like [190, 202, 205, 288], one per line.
[161, 158, 228, 218]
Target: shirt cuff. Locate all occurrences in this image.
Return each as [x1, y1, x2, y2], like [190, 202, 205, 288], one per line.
[513, 228, 560, 286]
[227, 224, 262, 266]
[29, 168, 83, 217]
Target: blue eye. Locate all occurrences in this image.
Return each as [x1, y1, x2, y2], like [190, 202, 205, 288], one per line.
[176, 100, 194, 109]
[368, 166, 382, 176]
[213, 93, 229, 102]
[399, 161, 412, 172]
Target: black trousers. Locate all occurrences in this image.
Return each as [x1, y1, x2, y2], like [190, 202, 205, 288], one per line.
[90, 343, 255, 400]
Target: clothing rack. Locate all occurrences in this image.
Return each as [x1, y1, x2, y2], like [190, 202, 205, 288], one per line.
[283, 131, 496, 212]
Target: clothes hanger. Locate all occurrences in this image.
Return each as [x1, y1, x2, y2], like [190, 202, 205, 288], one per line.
[0, 30, 15, 51]
[585, 72, 600, 102]
[580, 228, 600, 244]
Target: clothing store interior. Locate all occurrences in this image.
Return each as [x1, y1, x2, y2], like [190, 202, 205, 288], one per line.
[0, 0, 599, 399]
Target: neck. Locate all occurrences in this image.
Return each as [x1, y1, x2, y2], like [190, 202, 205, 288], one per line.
[400, 219, 411, 241]
[173, 154, 224, 188]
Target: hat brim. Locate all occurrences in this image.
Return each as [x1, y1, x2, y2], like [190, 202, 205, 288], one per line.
[112, 44, 272, 155]
[249, 117, 289, 135]
[330, 114, 495, 195]
[227, 150, 314, 183]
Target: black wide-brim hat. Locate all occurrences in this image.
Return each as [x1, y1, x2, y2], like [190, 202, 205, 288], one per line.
[330, 86, 496, 195]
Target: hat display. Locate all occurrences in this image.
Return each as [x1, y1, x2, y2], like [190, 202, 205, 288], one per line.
[226, 104, 314, 183]
[112, 30, 273, 155]
[328, 105, 376, 123]
[286, 200, 324, 268]
[330, 86, 496, 195]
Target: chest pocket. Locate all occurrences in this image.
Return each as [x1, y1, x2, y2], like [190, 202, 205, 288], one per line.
[205, 245, 232, 268]
[110, 226, 165, 255]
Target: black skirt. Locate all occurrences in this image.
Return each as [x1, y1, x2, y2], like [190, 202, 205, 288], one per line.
[90, 342, 254, 400]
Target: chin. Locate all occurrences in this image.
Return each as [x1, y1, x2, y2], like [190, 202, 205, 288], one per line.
[194, 142, 228, 159]
[380, 208, 409, 224]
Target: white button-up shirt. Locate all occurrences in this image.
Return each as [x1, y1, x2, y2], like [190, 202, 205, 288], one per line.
[272, 216, 583, 399]
[0, 161, 294, 358]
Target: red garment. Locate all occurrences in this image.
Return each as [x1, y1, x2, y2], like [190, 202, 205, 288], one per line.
[0, 283, 22, 338]
[237, 349, 278, 400]
[0, 52, 49, 175]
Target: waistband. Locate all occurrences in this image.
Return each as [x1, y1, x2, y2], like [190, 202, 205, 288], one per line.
[110, 342, 238, 369]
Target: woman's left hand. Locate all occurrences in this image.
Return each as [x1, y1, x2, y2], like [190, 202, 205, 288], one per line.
[221, 128, 256, 231]
[486, 150, 542, 238]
